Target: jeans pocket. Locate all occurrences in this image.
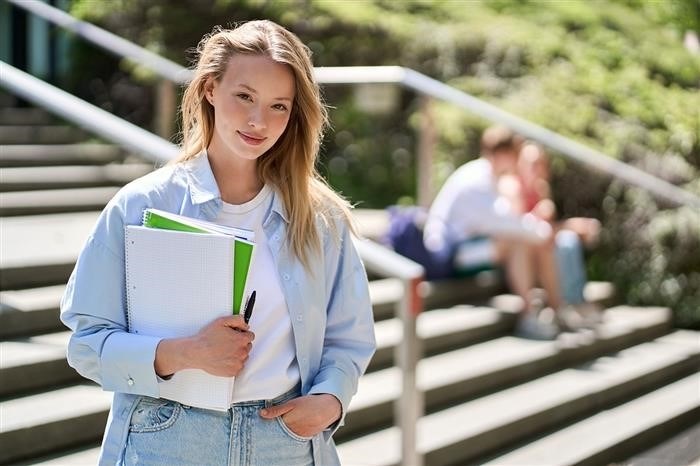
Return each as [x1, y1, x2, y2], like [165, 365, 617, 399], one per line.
[275, 416, 314, 442]
[129, 397, 181, 433]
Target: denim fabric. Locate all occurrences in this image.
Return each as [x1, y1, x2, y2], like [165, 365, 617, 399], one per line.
[555, 229, 587, 305]
[122, 387, 313, 466]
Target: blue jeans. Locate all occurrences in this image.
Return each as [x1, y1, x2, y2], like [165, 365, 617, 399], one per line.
[121, 386, 313, 466]
[555, 229, 587, 305]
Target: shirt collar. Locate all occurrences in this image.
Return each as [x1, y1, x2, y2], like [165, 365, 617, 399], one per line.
[184, 151, 289, 224]
[268, 187, 290, 224]
[184, 151, 221, 205]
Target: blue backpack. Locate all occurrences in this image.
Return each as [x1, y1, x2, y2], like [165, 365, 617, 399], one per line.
[384, 206, 455, 280]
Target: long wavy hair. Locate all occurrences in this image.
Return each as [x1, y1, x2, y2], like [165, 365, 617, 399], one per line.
[175, 20, 353, 268]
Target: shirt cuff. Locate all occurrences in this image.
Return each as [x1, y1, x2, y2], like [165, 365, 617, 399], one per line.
[100, 332, 163, 397]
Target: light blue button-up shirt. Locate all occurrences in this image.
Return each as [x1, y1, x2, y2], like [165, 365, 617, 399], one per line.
[60, 154, 376, 465]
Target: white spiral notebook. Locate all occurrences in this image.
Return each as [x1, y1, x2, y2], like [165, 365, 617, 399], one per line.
[125, 225, 251, 410]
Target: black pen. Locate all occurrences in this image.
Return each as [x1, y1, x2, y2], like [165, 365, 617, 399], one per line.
[243, 290, 256, 324]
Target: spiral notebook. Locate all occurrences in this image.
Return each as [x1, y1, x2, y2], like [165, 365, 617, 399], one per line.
[141, 208, 255, 315]
[124, 211, 255, 410]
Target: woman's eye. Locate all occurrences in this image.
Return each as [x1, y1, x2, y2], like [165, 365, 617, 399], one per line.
[272, 104, 288, 111]
[237, 93, 252, 102]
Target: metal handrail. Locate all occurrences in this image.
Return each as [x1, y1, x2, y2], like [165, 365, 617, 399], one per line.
[354, 237, 425, 466]
[0, 62, 179, 163]
[5, 0, 187, 83]
[317, 66, 700, 209]
[8, 0, 698, 208]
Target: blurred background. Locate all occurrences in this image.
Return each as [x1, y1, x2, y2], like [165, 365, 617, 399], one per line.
[1, 1, 699, 465]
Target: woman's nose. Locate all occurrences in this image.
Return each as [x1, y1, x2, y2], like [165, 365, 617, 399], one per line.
[248, 107, 266, 129]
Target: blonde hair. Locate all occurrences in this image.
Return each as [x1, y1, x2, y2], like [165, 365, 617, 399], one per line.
[175, 20, 354, 268]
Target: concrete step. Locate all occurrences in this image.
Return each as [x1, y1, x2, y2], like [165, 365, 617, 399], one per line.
[0, 278, 408, 340]
[338, 306, 671, 440]
[337, 330, 700, 466]
[0, 163, 154, 192]
[0, 92, 17, 107]
[0, 307, 676, 465]
[0, 186, 120, 216]
[0, 285, 66, 338]
[0, 276, 499, 342]
[371, 274, 506, 322]
[0, 384, 112, 464]
[0, 144, 125, 167]
[368, 277, 403, 322]
[621, 420, 700, 466]
[0, 308, 508, 462]
[0, 332, 78, 397]
[0, 212, 96, 290]
[0, 126, 88, 145]
[0, 108, 52, 126]
[0, 209, 433, 291]
[489, 280, 617, 314]
[353, 208, 389, 242]
[16, 444, 102, 465]
[15, 445, 101, 466]
[482, 372, 700, 466]
[0, 304, 506, 401]
[370, 305, 515, 372]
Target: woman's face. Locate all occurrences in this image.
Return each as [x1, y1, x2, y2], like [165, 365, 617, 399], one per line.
[206, 54, 295, 162]
[519, 144, 549, 181]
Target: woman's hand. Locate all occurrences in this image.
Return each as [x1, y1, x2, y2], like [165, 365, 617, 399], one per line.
[155, 315, 254, 377]
[259, 394, 342, 438]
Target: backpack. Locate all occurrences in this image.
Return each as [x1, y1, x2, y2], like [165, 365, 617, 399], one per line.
[384, 206, 455, 280]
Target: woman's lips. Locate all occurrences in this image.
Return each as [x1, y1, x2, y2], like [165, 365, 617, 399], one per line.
[238, 131, 266, 146]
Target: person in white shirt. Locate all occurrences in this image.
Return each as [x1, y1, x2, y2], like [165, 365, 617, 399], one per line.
[424, 125, 563, 339]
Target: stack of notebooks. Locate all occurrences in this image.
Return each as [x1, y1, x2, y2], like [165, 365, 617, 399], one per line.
[125, 208, 255, 410]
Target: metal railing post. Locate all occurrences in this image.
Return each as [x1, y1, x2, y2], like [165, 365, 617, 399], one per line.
[156, 80, 177, 139]
[353, 238, 425, 466]
[396, 275, 425, 466]
[417, 96, 436, 208]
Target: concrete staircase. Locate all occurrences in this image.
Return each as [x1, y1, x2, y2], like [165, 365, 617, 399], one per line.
[1, 97, 698, 465]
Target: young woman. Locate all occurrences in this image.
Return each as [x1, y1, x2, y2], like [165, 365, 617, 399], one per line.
[61, 20, 376, 465]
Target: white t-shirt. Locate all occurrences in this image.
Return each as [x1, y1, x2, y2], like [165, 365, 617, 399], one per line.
[215, 184, 300, 402]
[424, 158, 551, 253]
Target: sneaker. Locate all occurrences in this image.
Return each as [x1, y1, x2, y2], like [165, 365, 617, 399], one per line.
[574, 302, 604, 326]
[557, 303, 601, 331]
[515, 313, 560, 340]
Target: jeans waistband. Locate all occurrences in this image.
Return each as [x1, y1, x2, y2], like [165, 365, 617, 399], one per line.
[230, 383, 301, 409]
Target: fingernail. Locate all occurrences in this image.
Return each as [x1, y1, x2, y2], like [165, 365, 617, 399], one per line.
[260, 409, 268, 416]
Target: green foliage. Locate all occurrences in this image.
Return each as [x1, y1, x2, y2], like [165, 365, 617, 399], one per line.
[600, 189, 700, 329]
[68, 0, 700, 327]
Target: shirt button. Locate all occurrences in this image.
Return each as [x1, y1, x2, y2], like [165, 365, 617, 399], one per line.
[273, 234, 280, 241]
[127, 378, 135, 386]
[283, 273, 290, 281]
[296, 315, 303, 322]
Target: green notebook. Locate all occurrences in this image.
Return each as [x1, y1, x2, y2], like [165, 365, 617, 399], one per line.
[142, 208, 255, 314]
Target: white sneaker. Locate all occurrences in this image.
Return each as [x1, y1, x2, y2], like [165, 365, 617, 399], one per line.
[557, 304, 601, 330]
[515, 313, 560, 340]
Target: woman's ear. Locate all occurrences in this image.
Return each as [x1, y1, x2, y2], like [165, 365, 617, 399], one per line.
[204, 78, 215, 106]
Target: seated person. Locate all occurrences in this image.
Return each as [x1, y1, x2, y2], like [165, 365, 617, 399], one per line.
[500, 142, 602, 324]
[505, 141, 600, 247]
[423, 125, 565, 339]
